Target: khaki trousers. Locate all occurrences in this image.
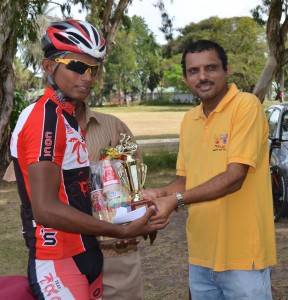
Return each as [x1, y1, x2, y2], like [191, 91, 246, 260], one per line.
[102, 249, 143, 300]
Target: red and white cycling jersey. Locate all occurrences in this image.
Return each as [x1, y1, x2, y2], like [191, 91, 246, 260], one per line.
[10, 87, 99, 260]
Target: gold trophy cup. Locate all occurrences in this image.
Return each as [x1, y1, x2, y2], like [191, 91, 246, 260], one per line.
[115, 133, 153, 210]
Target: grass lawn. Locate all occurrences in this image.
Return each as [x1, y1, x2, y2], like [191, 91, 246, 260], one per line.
[90, 104, 191, 139]
[91, 101, 280, 139]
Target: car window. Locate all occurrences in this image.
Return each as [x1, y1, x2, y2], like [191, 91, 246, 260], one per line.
[281, 111, 288, 140]
[265, 108, 275, 121]
[268, 108, 280, 138]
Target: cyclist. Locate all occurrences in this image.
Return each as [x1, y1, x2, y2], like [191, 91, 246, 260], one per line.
[10, 20, 167, 300]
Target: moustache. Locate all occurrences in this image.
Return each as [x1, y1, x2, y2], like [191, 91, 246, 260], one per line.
[196, 80, 214, 88]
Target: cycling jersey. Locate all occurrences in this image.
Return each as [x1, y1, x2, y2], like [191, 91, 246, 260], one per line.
[10, 87, 100, 260]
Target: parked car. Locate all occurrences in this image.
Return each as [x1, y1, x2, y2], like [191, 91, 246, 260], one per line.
[265, 104, 288, 221]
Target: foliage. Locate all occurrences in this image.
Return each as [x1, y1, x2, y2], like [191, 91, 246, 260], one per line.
[103, 29, 139, 101]
[162, 54, 188, 92]
[162, 16, 267, 91]
[130, 16, 162, 95]
[13, 58, 33, 90]
[103, 16, 161, 101]
[216, 17, 267, 91]
[10, 90, 30, 132]
[250, 0, 272, 26]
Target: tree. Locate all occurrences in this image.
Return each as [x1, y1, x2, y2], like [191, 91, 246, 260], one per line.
[103, 29, 139, 104]
[75, 0, 173, 86]
[129, 16, 161, 99]
[163, 16, 267, 92]
[19, 5, 60, 91]
[103, 16, 161, 103]
[214, 17, 267, 92]
[162, 54, 188, 92]
[252, 0, 288, 102]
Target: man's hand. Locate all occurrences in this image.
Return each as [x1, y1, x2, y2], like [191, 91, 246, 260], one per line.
[140, 192, 176, 225]
[149, 195, 178, 224]
[141, 188, 158, 199]
[121, 206, 169, 239]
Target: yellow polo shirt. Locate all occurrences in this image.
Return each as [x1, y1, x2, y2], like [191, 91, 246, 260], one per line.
[177, 83, 276, 271]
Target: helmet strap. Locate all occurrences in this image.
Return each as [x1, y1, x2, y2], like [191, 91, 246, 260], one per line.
[47, 52, 75, 102]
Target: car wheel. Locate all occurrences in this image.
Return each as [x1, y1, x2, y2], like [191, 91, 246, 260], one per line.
[271, 165, 288, 222]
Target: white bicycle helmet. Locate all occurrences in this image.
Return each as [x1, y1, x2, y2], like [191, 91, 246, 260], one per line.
[41, 19, 106, 62]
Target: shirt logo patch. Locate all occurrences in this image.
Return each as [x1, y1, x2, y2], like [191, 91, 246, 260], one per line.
[68, 137, 88, 164]
[213, 133, 228, 151]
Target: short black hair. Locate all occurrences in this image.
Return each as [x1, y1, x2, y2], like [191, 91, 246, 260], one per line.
[43, 45, 66, 59]
[181, 40, 228, 76]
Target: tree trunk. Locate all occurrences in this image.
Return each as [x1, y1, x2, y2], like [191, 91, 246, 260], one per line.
[253, 0, 288, 103]
[88, 0, 130, 90]
[253, 55, 277, 103]
[0, 9, 15, 178]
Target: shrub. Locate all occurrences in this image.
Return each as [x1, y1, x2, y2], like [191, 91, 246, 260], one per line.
[143, 151, 178, 173]
[10, 90, 30, 132]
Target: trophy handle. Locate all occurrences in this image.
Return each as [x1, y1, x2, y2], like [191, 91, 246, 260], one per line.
[141, 163, 147, 188]
[115, 163, 130, 191]
[115, 159, 147, 202]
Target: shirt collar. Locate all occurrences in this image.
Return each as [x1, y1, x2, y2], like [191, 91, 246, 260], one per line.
[192, 83, 239, 120]
[45, 87, 75, 115]
[82, 102, 103, 126]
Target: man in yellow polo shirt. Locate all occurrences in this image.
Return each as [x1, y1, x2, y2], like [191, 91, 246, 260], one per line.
[145, 40, 276, 299]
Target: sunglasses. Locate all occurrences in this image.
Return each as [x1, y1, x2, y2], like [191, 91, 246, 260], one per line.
[54, 58, 101, 77]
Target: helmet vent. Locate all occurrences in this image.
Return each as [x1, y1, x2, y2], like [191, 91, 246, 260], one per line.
[70, 33, 92, 48]
[91, 27, 100, 45]
[79, 23, 90, 37]
[53, 24, 69, 30]
[54, 33, 74, 45]
[68, 35, 81, 44]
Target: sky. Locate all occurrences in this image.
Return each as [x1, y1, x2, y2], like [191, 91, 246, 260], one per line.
[127, 0, 262, 44]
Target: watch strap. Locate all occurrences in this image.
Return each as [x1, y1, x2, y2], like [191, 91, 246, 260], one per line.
[173, 192, 185, 212]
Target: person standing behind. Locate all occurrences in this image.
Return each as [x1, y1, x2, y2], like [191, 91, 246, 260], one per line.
[75, 100, 144, 300]
[10, 19, 167, 300]
[145, 40, 277, 299]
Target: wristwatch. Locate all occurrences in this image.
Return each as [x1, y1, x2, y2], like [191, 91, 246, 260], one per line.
[173, 192, 185, 212]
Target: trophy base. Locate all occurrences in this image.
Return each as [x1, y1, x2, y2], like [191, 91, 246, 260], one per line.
[129, 199, 154, 211]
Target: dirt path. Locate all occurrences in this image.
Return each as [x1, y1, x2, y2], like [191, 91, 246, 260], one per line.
[271, 221, 288, 300]
[140, 212, 288, 300]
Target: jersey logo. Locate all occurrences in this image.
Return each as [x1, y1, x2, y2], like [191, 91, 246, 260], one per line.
[68, 137, 88, 164]
[44, 131, 53, 157]
[40, 227, 58, 246]
[39, 272, 62, 299]
[68, 171, 90, 198]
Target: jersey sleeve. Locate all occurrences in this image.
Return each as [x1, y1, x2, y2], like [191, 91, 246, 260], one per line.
[22, 104, 66, 167]
[227, 94, 268, 172]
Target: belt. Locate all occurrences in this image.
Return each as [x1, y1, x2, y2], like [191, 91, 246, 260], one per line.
[100, 242, 138, 258]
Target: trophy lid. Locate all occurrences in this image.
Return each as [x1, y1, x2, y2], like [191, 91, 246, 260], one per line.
[116, 133, 138, 159]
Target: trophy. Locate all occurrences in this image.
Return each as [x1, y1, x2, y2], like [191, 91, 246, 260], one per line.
[115, 133, 153, 210]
